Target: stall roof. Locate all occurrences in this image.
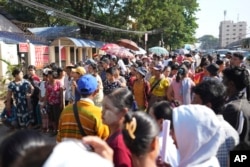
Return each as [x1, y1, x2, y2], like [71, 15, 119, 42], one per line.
[50, 37, 105, 48]
[0, 31, 48, 45]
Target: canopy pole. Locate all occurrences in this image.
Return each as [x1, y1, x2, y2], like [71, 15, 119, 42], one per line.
[74, 46, 76, 64]
[58, 39, 61, 67]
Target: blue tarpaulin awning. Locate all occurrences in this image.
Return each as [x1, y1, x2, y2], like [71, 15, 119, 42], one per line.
[50, 37, 105, 48]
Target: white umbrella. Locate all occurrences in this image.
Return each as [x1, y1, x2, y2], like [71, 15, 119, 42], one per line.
[131, 47, 147, 55]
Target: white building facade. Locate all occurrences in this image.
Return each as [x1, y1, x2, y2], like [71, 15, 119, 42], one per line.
[219, 20, 247, 48]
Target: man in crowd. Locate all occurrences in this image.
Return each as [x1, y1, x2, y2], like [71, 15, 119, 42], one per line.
[57, 74, 109, 142]
[192, 79, 239, 167]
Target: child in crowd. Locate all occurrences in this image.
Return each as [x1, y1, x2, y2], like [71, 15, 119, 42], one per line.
[103, 67, 122, 95]
[0, 98, 18, 129]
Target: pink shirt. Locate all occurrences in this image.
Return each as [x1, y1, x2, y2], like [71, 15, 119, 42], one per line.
[46, 81, 61, 105]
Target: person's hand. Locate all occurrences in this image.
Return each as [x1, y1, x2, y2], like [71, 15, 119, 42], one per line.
[82, 136, 114, 162]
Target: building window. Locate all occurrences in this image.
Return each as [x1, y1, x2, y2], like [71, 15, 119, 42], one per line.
[233, 25, 236, 27]
[239, 29, 242, 31]
[240, 25, 242, 27]
[227, 25, 230, 27]
[233, 29, 236, 31]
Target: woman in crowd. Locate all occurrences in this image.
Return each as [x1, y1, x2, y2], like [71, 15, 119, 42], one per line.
[148, 64, 169, 108]
[149, 101, 180, 167]
[173, 105, 224, 166]
[38, 68, 50, 133]
[122, 111, 170, 167]
[103, 67, 122, 95]
[114, 66, 127, 87]
[88, 61, 104, 107]
[167, 65, 195, 105]
[102, 88, 133, 167]
[44, 70, 63, 136]
[6, 68, 34, 128]
[132, 67, 150, 111]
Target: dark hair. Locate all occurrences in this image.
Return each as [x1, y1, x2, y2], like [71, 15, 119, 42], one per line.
[222, 67, 250, 91]
[150, 101, 174, 129]
[216, 59, 224, 66]
[123, 112, 159, 156]
[12, 68, 22, 77]
[47, 70, 58, 79]
[57, 67, 63, 75]
[182, 60, 191, 69]
[176, 65, 187, 82]
[199, 57, 210, 68]
[171, 63, 179, 71]
[107, 88, 134, 111]
[11, 145, 54, 167]
[0, 130, 50, 167]
[89, 62, 98, 72]
[135, 60, 143, 67]
[106, 66, 116, 75]
[28, 65, 36, 71]
[233, 52, 244, 60]
[49, 62, 58, 71]
[192, 79, 226, 114]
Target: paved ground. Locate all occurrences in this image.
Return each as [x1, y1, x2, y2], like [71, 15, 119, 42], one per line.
[0, 100, 56, 145]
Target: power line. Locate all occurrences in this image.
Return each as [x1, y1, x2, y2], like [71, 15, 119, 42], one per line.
[13, 0, 161, 35]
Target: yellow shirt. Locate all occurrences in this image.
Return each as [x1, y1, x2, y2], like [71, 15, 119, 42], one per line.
[149, 76, 169, 97]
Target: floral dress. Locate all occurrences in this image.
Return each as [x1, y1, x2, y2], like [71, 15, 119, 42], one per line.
[8, 79, 33, 127]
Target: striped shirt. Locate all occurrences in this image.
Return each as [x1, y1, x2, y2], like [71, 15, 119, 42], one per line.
[56, 99, 109, 142]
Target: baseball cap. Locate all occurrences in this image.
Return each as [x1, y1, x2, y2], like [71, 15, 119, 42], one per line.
[136, 67, 148, 76]
[72, 67, 86, 75]
[153, 64, 163, 71]
[77, 74, 98, 95]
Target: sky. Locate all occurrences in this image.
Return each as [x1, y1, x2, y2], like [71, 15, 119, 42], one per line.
[195, 0, 250, 38]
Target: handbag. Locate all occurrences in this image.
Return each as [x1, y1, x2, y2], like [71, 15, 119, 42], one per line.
[73, 102, 87, 136]
[148, 78, 162, 99]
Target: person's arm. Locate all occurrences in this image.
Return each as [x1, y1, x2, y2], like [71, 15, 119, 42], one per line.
[119, 77, 127, 87]
[167, 84, 174, 101]
[6, 91, 12, 111]
[164, 79, 170, 100]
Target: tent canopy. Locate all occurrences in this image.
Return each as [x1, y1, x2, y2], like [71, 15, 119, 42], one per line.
[50, 37, 105, 48]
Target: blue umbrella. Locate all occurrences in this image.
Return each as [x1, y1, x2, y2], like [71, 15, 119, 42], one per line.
[148, 46, 169, 56]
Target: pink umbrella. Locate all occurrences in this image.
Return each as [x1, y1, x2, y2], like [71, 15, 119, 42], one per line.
[106, 47, 134, 59]
[101, 43, 120, 51]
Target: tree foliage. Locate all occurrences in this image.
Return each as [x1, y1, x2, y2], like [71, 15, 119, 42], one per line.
[0, 0, 199, 50]
[198, 35, 219, 50]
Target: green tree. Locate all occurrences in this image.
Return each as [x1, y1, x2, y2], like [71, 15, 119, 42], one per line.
[198, 35, 219, 50]
[121, 0, 199, 50]
[0, 0, 199, 49]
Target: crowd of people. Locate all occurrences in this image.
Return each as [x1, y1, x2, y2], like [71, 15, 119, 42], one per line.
[0, 50, 250, 167]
